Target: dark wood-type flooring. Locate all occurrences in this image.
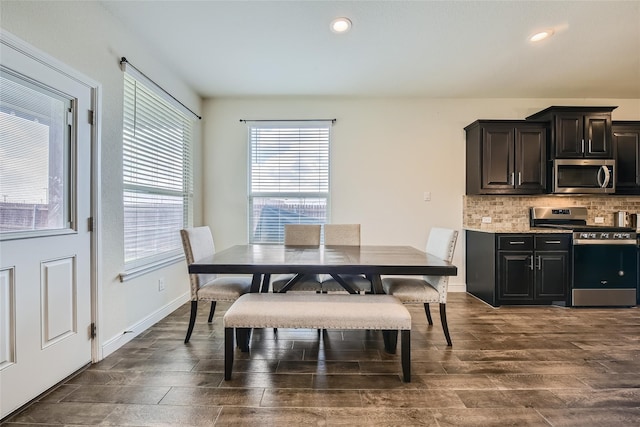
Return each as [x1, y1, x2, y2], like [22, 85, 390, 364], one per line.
[3, 293, 640, 426]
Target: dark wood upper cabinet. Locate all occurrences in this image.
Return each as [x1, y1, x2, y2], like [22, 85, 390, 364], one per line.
[526, 106, 616, 159]
[466, 120, 546, 195]
[613, 121, 640, 194]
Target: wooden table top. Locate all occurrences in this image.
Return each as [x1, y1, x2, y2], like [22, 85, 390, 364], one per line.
[189, 244, 457, 276]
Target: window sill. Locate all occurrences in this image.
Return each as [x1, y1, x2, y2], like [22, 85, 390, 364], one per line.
[119, 254, 184, 282]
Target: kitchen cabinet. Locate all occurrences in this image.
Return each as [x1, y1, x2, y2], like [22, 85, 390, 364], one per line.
[465, 120, 546, 195]
[613, 121, 640, 195]
[526, 106, 616, 159]
[466, 231, 570, 307]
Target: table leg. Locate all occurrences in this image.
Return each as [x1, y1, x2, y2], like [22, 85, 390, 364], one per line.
[250, 274, 262, 293]
[279, 273, 304, 293]
[260, 274, 271, 293]
[236, 328, 251, 352]
[371, 274, 383, 294]
[329, 273, 357, 294]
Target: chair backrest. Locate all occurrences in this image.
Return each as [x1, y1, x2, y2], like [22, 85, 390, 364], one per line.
[284, 224, 321, 246]
[424, 227, 459, 302]
[180, 226, 217, 299]
[426, 227, 458, 262]
[324, 224, 361, 246]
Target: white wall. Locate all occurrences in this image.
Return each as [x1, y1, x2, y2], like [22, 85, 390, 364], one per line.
[204, 97, 640, 291]
[1, 1, 203, 355]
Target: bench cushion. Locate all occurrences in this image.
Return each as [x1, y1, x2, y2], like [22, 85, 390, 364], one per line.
[224, 293, 411, 330]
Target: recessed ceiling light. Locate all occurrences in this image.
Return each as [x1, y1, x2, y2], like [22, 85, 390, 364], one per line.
[330, 17, 352, 34]
[529, 29, 554, 42]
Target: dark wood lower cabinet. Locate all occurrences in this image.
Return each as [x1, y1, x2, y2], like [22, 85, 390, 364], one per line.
[467, 230, 571, 307]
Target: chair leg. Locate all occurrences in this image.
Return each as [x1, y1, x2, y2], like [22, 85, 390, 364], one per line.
[207, 301, 216, 323]
[424, 303, 433, 325]
[401, 330, 411, 382]
[440, 303, 452, 346]
[224, 328, 234, 380]
[184, 301, 198, 343]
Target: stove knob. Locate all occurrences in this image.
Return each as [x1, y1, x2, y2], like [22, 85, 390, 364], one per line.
[619, 270, 625, 277]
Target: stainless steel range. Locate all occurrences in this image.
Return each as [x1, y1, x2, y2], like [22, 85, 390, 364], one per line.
[530, 207, 637, 307]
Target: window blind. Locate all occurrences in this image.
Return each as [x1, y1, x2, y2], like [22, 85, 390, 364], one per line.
[123, 73, 193, 269]
[248, 121, 330, 243]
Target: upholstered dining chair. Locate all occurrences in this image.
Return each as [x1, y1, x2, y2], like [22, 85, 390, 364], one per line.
[180, 226, 252, 343]
[381, 227, 459, 346]
[320, 224, 372, 293]
[271, 224, 323, 292]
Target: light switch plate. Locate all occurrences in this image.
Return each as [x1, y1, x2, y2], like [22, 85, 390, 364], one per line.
[482, 217, 492, 224]
[594, 217, 604, 224]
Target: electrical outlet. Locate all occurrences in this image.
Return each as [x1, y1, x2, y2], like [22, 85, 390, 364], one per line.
[423, 191, 431, 201]
[158, 278, 165, 292]
[482, 216, 492, 224]
[594, 217, 605, 224]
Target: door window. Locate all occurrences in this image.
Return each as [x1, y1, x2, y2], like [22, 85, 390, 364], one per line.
[0, 69, 71, 238]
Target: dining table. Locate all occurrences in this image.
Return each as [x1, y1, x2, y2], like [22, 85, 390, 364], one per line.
[188, 244, 458, 294]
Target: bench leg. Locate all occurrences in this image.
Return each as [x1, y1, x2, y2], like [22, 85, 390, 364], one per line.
[401, 329, 411, 382]
[382, 330, 398, 354]
[236, 328, 251, 352]
[225, 328, 234, 380]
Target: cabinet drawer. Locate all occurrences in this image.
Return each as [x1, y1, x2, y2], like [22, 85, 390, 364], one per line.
[535, 235, 571, 251]
[498, 235, 534, 250]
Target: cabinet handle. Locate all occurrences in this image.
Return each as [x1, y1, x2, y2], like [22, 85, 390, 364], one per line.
[588, 139, 592, 153]
[510, 173, 514, 185]
[518, 172, 522, 186]
[509, 241, 526, 245]
[581, 138, 585, 153]
[536, 255, 541, 270]
[545, 240, 562, 244]
[529, 255, 534, 270]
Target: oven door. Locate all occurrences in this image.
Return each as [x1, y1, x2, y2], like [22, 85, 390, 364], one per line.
[553, 159, 615, 194]
[572, 243, 637, 306]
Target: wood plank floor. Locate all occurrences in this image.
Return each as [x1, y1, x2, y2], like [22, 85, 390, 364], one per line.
[3, 293, 640, 426]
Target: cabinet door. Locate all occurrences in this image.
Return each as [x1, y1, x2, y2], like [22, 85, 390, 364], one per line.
[498, 251, 534, 301]
[535, 251, 569, 300]
[554, 113, 584, 158]
[481, 126, 515, 191]
[515, 126, 546, 193]
[584, 113, 612, 158]
[614, 126, 640, 193]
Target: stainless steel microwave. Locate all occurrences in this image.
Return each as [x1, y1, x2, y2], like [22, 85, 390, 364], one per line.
[552, 159, 615, 194]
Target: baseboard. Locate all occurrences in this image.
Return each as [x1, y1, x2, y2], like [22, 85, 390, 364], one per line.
[100, 292, 189, 359]
[448, 282, 467, 293]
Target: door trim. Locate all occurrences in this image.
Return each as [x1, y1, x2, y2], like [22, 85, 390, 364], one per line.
[0, 29, 103, 362]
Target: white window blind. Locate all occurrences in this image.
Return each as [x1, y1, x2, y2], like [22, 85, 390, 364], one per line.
[248, 121, 331, 244]
[123, 72, 193, 270]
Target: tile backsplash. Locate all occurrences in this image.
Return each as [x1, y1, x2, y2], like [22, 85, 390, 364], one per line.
[464, 195, 640, 231]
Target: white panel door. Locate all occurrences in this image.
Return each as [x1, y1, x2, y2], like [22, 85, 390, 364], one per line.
[0, 36, 93, 418]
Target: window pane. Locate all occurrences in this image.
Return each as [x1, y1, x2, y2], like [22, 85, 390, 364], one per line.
[0, 72, 69, 235]
[248, 122, 330, 244]
[122, 73, 193, 269]
[250, 196, 327, 244]
[124, 190, 184, 264]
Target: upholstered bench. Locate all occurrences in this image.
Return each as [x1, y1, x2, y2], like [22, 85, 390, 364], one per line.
[223, 293, 412, 382]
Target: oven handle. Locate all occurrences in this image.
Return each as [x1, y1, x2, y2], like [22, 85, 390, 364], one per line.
[573, 239, 637, 245]
[597, 165, 610, 188]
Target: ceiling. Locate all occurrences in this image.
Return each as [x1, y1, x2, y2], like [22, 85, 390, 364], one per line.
[99, 0, 640, 99]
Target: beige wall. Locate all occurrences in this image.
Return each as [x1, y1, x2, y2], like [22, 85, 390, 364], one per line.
[204, 97, 640, 291]
[1, 1, 203, 355]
